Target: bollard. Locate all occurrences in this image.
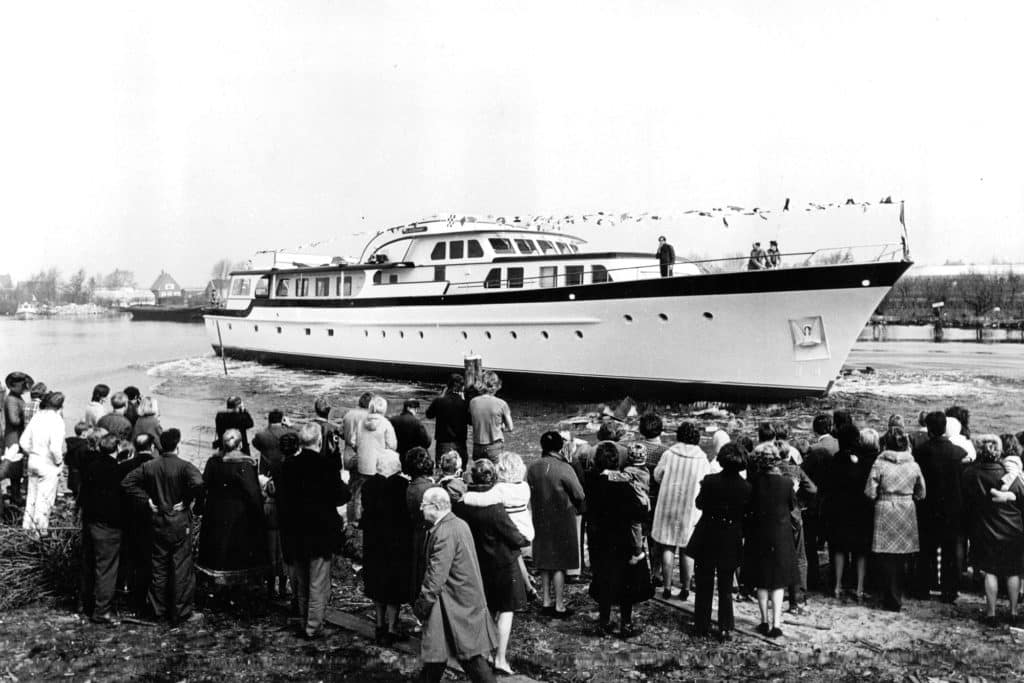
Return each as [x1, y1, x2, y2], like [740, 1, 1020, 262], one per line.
[463, 354, 482, 393]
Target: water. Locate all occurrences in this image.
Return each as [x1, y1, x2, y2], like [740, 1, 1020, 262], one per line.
[2, 318, 1023, 465]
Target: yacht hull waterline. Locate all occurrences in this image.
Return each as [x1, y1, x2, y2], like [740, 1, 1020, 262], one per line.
[205, 259, 911, 401]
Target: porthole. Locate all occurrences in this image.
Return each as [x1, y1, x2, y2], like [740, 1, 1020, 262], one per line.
[575, 330, 584, 339]
[461, 331, 468, 340]
[485, 331, 492, 339]
[276, 326, 282, 334]
[658, 313, 669, 322]
[305, 328, 311, 336]
[400, 331, 405, 339]
[254, 325, 259, 332]
[364, 330, 369, 337]
[227, 323, 232, 330]
[702, 312, 714, 320]
[623, 315, 633, 324]
[382, 330, 386, 338]
[541, 330, 550, 339]
[418, 331, 424, 339]
[569, 293, 576, 300]
[327, 329, 334, 336]
[510, 331, 518, 339]
[861, 279, 871, 287]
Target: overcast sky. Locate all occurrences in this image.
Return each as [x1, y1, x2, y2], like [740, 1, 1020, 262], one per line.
[2, 1, 1022, 287]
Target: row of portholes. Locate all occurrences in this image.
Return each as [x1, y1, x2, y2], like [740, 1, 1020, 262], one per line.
[237, 322, 584, 340]
[621, 312, 713, 324]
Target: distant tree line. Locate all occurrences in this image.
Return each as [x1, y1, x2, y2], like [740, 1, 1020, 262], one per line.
[0, 268, 136, 314]
[877, 271, 1024, 323]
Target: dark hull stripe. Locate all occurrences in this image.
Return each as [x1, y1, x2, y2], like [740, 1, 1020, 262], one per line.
[208, 260, 911, 318]
[211, 345, 830, 402]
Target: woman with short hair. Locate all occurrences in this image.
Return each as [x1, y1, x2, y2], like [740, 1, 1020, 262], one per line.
[864, 426, 926, 611]
[824, 423, 873, 602]
[651, 421, 719, 601]
[962, 434, 1024, 626]
[131, 397, 163, 451]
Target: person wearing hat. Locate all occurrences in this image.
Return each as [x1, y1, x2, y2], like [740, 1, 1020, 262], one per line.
[20, 391, 68, 534]
[655, 236, 675, 277]
[390, 398, 431, 463]
[1, 372, 31, 509]
[214, 396, 254, 455]
[526, 431, 585, 619]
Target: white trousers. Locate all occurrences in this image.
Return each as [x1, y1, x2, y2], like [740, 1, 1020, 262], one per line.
[23, 462, 60, 533]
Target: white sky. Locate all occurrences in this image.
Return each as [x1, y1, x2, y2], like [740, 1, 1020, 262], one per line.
[2, 1, 1023, 287]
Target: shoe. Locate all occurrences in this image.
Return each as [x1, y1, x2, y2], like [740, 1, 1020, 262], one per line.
[551, 607, 574, 620]
[787, 604, 808, 617]
[493, 662, 515, 676]
[756, 622, 769, 636]
[541, 605, 556, 617]
[651, 575, 664, 588]
[689, 626, 711, 639]
[767, 627, 783, 639]
[595, 621, 617, 637]
[678, 590, 689, 602]
[1009, 614, 1019, 627]
[661, 587, 673, 600]
[90, 613, 119, 626]
[853, 592, 865, 605]
[618, 624, 643, 639]
[304, 628, 325, 640]
[717, 629, 733, 643]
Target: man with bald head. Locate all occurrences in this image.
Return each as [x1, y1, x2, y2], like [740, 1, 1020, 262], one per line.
[414, 487, 497, 683]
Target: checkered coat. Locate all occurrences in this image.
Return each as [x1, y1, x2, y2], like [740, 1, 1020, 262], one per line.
[864, 450, 926, 554]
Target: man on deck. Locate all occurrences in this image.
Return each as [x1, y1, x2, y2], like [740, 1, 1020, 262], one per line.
[655, 236, 675, 277]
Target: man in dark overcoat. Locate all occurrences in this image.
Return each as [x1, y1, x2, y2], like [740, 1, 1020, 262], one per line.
[911, 411, 967, 602]
[277, 423, 350, 638]
[390, 398, 432, 460]
[414, 487, 497, 683]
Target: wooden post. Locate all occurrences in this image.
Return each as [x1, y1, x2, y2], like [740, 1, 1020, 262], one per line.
[463, 354, 482, 393]
[215, 319, 229, 376]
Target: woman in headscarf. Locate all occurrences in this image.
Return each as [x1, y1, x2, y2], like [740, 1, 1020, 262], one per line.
[864, 426, 926, 612]
[743, 443, 798, 638]
[651, 421, 719, 601]
[586, 441, 654, 638]
[361, 448, 413, 644]
[353, 396, 397, 525]
[962, 434, 1024, 626]
[823, 423, 873, 602]
[197, 429, 268, 583]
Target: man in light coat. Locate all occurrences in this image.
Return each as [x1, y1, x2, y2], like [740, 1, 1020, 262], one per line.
[20, 391, 67, 534]
[414, 487, 497, 683]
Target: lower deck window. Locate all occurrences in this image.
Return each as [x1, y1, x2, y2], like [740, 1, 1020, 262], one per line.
[566, 265, 584, 286]
[484, 268, 502, 289]
[507, 267, 524, 288]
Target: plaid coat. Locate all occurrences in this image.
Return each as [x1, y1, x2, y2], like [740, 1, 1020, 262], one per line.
[865, 450, 926, 554]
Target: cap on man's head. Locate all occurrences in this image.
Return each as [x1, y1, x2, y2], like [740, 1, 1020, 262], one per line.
[160, 428, 182, 453]
[314, 397, 331, 417]
[227, 396, 243, 410]
[403, 398, 420, 410]
[5, 371, 29, 389]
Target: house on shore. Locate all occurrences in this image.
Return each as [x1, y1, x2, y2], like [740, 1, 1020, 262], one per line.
[151, 271, 183, 305]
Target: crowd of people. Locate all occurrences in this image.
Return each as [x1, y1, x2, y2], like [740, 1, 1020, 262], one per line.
[4, 365, 1024, 680]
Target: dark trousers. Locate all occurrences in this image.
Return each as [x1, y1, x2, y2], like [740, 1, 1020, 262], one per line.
[81, 522, 122, 617]
[659, 263, 673, 277]
[0, 457, 25, 504]
[803, 510, 822, 590]
[436, 441, 468, 470]
[598, 601, 634, 627]
[876, 552, 910, 610]
[121, 518, 153, 612]
[693, 557, 736, 633]
[420, 656, 495, 683]
[150, 531, 195, 621]
[914, 525, 963, 600]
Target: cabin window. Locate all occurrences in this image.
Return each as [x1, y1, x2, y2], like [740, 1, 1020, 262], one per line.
[540, 266, 557, 288]
[315, 277, 330, 296]
[467, 240, 484, 258]
[430, 242, 446, 260]
[275, 278, 290, 297]
[372, 237, 413, 264]
[570, 244, 579, 253]
[343, 276, 353, 296]
[514, 239, 537, 254]
[373, 271, 382, 284]
[254, 276, 269, 298]
[230, 278, 251, 296]
[592, 265, 611, 284]
[507, 267, 525, 288]
[556, 242, 571, 254]
[434, 266, 446, 282]
[296, 278, 310, 296]
[489, 238, 514, 254]
[566, 265, 584, 286]
[537, 240, 556, 255]
[449, 241, 464, 259]
[484, 268, 502, 289]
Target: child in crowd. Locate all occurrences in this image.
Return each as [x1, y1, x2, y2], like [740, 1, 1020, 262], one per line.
[602, 442, 651, 565]
[436, 450, 463, 487]
[459, 451, 537, 599]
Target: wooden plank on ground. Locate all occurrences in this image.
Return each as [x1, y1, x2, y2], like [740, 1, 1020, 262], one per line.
[324, 608, 539, 682]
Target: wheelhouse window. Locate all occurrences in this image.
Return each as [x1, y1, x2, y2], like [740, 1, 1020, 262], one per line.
[556, 242, 571, 254]
[537, 240, 556, 255]
[275, 278, 290, 297]
[315, 277, 330, 296]
[569, 243, 580, 253]
[449, 241, 464, 259]
[230, 277, 251, 296]
[489, 238, 514, 254]
[296, 278, 310, 297]
[566, 265, 584, 286]
[254, 276, 270, 298]
[467, 240, 484, 258]
[592, 265, 611, 284]
[514, 239, 537, 255]
[507, 267, 524, 288]
[540, 265, 558, 288]
[342, 275, 353, 296]
[430, 242, 446, 260]
[484, 268, 502, 289]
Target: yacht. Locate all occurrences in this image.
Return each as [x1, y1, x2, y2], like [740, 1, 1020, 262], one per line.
[203, 215, 911, 400]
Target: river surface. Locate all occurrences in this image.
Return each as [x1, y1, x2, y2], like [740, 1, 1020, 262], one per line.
[2, 318, 1022, 464]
